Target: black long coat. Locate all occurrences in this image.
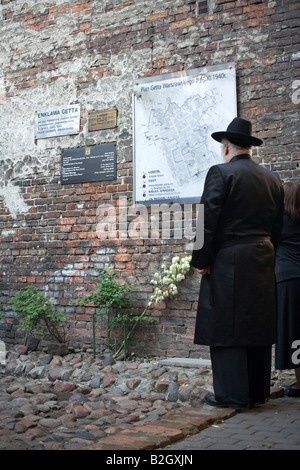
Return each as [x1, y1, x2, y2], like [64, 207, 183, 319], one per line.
[191, 154, 284, 347]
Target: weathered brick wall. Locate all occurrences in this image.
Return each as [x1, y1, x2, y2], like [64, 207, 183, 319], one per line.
[0, 0, 299, 357]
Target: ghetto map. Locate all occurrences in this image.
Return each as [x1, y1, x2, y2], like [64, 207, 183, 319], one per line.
[133, 63, 237, 204]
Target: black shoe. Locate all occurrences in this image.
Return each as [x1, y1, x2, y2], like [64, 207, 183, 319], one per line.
[282, 384, 300, 397]
[204, 394, 247, 410]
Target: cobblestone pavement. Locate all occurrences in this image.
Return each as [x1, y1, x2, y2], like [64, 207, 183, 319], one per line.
[0, 346, 298, 451]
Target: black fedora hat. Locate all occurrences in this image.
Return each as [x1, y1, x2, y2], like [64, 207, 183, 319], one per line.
[211, 117, 263, 147]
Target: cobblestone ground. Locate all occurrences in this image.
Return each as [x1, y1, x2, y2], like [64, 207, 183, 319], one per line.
[0, 345, 295, 450]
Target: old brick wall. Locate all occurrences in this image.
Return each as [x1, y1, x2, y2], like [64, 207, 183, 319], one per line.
[0, 0, 299, 357]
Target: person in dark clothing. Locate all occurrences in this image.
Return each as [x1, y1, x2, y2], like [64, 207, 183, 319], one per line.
[191, 117, 284, 410]
[275, 182, 300, 397]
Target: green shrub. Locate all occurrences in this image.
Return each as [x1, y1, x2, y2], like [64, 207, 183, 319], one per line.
[9, 285, 67, 344]
[73, 267, 133, 357]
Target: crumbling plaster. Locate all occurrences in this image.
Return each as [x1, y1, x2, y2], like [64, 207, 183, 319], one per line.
[0, 0, 297, 219]
[0, 3, 158, 218]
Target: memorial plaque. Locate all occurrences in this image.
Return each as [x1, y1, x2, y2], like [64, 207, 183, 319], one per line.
[61, 143, 117, 185]
[35, 105, 80, 139]
[88, 109, 117, 131]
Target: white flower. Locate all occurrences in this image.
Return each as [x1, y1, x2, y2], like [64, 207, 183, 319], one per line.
[147, 255, 191, 307]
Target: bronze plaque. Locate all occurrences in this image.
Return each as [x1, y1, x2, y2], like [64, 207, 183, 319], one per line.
[88, 109, 117, 131]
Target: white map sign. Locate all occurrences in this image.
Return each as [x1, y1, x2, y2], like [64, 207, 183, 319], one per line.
[133, 63, 237, 204]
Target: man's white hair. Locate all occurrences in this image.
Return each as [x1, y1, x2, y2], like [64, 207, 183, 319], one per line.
[222, 138, 252, 155]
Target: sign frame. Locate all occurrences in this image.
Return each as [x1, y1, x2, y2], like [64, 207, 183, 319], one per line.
[133, 63, 237, 205]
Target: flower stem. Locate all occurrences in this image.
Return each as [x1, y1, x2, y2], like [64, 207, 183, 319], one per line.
[113, 304, 150, 358]
[112, 255, 192, 359]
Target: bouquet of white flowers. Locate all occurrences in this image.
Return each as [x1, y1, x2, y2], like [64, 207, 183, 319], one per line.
[149, 255, 192, 305]
[114, 255, 192, 358]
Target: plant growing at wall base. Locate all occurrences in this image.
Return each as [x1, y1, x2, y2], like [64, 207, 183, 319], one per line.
[9, 285, 67, 345]
[113, 255, 192, 358]
[72, 267, 134, 358]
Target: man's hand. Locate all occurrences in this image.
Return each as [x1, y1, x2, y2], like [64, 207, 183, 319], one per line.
[195, 267, 210, 276]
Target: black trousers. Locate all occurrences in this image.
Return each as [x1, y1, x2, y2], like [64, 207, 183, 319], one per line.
[210, 345, 272, 407]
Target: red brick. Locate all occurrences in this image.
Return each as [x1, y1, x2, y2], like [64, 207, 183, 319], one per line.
[1, 0, 299, 359]
[170, 18, 193, 29]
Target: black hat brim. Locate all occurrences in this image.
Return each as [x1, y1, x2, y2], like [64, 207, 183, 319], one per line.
[211, 131, 263, 147]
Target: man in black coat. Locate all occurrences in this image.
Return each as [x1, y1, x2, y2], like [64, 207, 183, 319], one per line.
[192, 117, 284, 410]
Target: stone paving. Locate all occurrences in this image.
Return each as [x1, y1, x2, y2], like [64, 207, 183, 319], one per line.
[167, 396, 300, 450]
[0, 345, 293, 450]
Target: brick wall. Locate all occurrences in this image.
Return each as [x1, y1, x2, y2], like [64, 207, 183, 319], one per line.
[0, 0, 299, 357]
